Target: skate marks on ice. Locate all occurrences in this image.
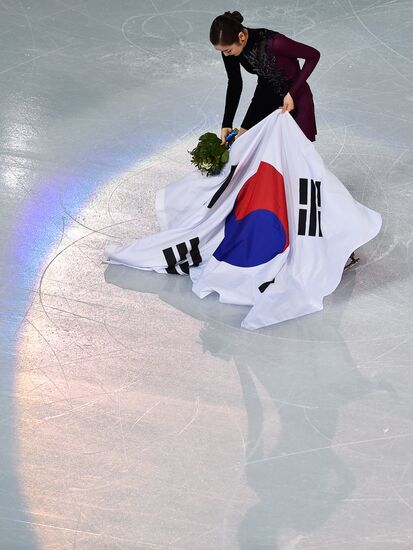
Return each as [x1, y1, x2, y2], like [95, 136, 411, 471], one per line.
[1, 0, 412, 548]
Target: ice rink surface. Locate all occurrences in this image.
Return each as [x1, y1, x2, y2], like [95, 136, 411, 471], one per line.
[0, 0, 412, 548]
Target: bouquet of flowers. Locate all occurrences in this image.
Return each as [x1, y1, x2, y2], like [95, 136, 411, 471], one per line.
[188, 129, 238, 176]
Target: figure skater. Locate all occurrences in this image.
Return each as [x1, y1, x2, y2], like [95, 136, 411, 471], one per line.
[210, 11, 359, 269]
[210, 11, 320, 143]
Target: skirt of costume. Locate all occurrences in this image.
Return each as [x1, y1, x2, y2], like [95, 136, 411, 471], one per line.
[242, 78, 317, 142]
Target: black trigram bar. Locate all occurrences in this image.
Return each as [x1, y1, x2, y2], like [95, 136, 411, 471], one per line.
[163, 247, 179, 274]
[299, 177, 308, 204]
[189, 237, 201, 266]
[298, 208, 307, 236]
[162, 237, 202, 275]
[308, 179, 317, 236]
[298, 178, 322, 237]
[315, 180, 321, 207]
[259, 278, 275, 293]
[176, 241, 190, 274]
[298, 177, 308, 235]
[207, 164, 238, 208]
[316, 180, 322, 236]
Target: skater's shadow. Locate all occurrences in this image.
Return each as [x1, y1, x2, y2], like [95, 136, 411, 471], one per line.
[104, 265, 388, 548]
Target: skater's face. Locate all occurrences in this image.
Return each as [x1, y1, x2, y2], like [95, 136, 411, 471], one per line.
[214, 29, 249, 56]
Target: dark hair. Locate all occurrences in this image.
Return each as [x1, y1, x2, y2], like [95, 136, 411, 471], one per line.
[209, 11, 245, 46]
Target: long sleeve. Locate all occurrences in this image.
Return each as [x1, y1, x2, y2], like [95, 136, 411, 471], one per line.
[267, 33, 320, 99]
[240, 83, 266, 130]
[221, 52, 243, 128]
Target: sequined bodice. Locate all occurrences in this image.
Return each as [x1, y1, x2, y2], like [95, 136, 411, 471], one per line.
[240, 28, 291, 96]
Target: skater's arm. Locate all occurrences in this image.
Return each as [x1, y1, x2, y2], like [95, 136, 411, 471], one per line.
[268, 34, 320, 99]
[239, 81, 265, 130]
[221, 52, 243, 128]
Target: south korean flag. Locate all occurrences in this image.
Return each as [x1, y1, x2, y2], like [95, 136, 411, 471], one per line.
[104, 110, 382, 330]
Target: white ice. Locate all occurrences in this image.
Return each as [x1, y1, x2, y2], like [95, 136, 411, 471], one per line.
[0, 1, 412, 549]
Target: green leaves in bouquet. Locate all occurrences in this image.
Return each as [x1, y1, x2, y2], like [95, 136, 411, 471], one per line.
[187, 129, 238, 177]
[221, 148, 229, 164]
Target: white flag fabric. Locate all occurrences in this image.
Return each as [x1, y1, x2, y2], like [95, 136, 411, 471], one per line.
[103, 110, 382, 330]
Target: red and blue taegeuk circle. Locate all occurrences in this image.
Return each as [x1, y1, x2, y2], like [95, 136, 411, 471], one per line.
[213, 161, 289, 268]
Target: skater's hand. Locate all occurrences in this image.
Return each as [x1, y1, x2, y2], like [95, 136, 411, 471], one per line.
[235, 127, 247, 140]
[281, 92, 294, 113]
[221, 127, 233, 145]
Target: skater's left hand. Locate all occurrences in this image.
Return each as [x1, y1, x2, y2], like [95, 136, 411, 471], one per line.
[235, 127, 247, 140]
[281, 92, 294, 113]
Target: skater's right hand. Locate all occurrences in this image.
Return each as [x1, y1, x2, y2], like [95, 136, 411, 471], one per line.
[221, 127, 233, 146]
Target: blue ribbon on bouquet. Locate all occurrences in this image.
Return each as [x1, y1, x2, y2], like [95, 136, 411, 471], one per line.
[225, 129, 237, 148]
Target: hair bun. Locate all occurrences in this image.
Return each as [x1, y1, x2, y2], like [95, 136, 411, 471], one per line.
[224, 10, 244, 23]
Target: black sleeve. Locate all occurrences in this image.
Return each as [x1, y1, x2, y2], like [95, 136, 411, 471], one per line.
[240, 82, 266, 130]
[221, 52, 243, 128]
